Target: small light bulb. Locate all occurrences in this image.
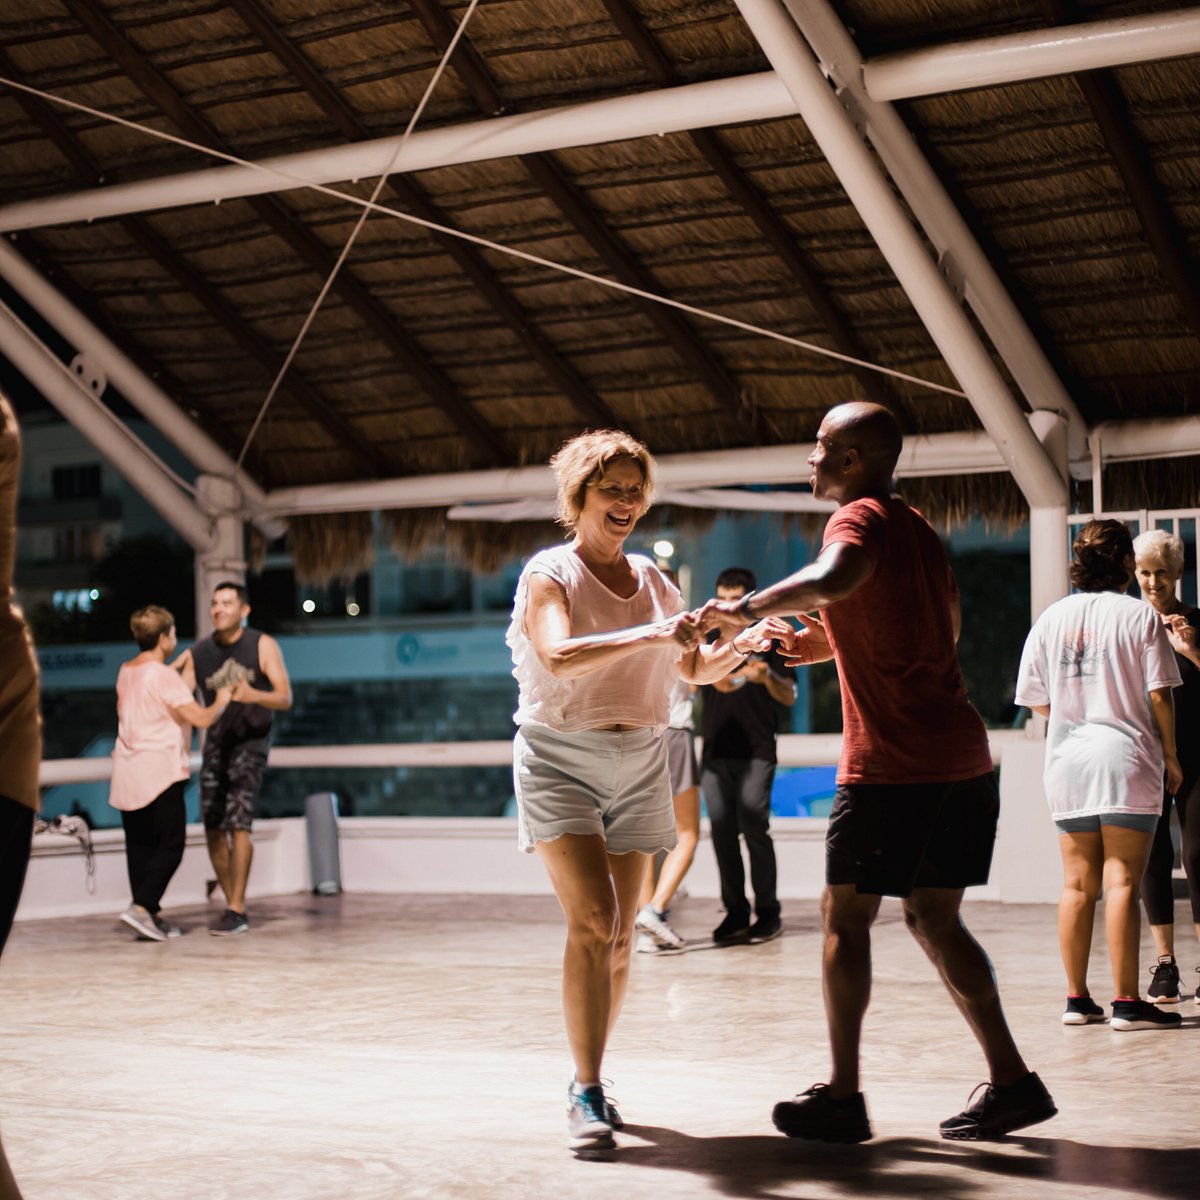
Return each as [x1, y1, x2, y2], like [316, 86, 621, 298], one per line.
[302, 599, 316, 614]
[653, 540, 674, 558]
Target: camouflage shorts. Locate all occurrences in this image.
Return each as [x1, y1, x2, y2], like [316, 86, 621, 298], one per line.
[200, 738, 269, 832]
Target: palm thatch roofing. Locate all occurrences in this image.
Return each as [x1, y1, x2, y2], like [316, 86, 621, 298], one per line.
[1, 0, 1199, 578]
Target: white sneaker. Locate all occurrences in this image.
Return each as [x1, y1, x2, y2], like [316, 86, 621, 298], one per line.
[635, 904, 685, 949]
[119, 904, 166, 942]
[635, 931, 659, 954]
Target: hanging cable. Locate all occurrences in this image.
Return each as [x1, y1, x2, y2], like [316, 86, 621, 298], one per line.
[234, 0, 483, 469]
[0, 72, 969, 402]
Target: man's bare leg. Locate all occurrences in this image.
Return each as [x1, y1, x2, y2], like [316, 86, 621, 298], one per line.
[902, 888, 1027, 1086]
[205, 829, 234, 905]
[822, 883, 881, 1098]
[227, 829, 254, 914]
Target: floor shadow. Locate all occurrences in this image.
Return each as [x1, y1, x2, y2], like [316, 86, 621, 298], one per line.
[615, 1124, 1200, 1200]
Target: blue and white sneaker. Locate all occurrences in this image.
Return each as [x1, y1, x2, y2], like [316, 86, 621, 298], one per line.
[567, 1082, 615, 1151]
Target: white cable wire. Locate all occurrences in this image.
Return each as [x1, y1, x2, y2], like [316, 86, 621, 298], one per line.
[0, 72, 969, 402]
[234, 0, 483, 469]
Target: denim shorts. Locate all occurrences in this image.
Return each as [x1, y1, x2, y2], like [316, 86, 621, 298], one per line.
[1054, 812, 1160, 834]
[513, 724, 678, 855]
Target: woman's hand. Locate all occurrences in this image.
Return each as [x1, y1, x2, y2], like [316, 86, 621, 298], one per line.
[1165, 751, 1184, 796]
[665, 610, 703, 651]
[731, 617, 792, 656]
[1163, 613, 1197, 657]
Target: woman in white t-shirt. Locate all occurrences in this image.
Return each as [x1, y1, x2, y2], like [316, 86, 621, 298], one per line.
[508, 430, 786, 1153]
[111, 605, 230, 942]
[1016, 520, 1182, 1031]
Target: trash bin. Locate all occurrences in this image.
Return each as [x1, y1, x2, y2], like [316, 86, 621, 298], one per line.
[305, 791, 342, 895]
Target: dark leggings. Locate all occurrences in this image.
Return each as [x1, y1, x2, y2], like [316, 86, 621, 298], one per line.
[1141, 771, 1200, 926]
[121, 780, 187, 914]
[0, 793, 34, 957]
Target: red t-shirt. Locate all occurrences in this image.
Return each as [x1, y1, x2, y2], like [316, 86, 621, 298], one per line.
[821, 496, 992, 785]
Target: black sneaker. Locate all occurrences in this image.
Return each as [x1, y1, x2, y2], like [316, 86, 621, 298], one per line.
[772, 1083, 872, 1144]
[748, 916, 782, 943]
[712, 913, 751, 943]
[1111, 998, 1183, 1031]
[566, 1083, 615, 1151]
[1061, 995, 1105, 1025]
[1147, 956, 1182, 1003]
[939, 1072, 1057, 1140]
[209, 908, 249, 937]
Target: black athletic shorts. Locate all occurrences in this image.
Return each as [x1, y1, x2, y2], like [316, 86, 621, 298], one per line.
[200, 737, 269, 832]
[825, 770, 999, 898]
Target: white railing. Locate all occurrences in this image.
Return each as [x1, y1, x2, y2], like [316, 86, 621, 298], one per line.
[37, 729, 1029, 787]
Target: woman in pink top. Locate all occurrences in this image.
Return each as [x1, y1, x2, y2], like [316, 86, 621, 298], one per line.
[508, 430, 788, 1153]
[111, 605, 230, 941]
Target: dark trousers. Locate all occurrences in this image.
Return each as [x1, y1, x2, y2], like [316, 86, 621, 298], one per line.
[701, 757, 779, 923]
[1142, 771, 1200, 926]
[0, 793, 34, 957]
[121, 780, 187, 914]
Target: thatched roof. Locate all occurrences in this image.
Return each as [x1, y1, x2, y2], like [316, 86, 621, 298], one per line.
[2, 1, 1198, 578]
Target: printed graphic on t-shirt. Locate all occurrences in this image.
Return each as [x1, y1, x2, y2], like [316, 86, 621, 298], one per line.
[1058, 630, 1108, 678]
[205, 658, 257, 692]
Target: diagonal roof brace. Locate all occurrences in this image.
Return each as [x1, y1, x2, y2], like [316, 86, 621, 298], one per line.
[733, 0, 1066, 510]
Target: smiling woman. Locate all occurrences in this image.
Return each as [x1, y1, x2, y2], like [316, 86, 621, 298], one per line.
[506, 428, 789, 1155]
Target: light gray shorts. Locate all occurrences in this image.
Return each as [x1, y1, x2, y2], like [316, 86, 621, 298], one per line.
[513, 724, 678, 855]
[664, 727, 698, 795]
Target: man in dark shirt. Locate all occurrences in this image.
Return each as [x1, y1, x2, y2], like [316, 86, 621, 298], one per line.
[701, 567, 797, 944]
[185, 581, 291, 936]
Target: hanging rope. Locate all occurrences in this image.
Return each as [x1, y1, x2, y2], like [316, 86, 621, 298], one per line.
[0, 72, 970, 404]
[234, 0, 483, 469]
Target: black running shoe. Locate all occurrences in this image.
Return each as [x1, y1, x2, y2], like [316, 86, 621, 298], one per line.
[1110, 998, 1183, 1030]
[209, 908, 249, 937]
[1147, 955, 1182, 1003]
[748, 916, 783, 943]
[1061, 995, 1105, 1025]
[712, 913, 751, 943]
[772, 1083, 872, 1144]
[939, 1072, 1057, 1141]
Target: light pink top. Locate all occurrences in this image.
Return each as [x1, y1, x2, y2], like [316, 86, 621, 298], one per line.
[507, 544, 685, 732]
[109, 661, 195, 812]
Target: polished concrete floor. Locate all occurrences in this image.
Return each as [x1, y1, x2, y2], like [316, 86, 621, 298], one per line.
[1, 891, 1197, 1200]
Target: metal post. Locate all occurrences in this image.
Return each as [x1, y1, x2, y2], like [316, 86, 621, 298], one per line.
[193, 475, 246, 640]
[1028, 410, 1071, 622]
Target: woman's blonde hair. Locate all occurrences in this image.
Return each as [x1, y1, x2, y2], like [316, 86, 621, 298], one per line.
[130, 605, 175, 651]
[1133, 528, 1185, 577]
[549, 429, 656, 531]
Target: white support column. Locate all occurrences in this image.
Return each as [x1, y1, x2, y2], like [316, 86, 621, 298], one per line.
[0, 297, 213, 551]
[193, 475, 246, 640]
[782, 0, 1088, 476]
[0, 239, 284, 537]
[732, 0, 1066, 510]
[1028, 410, 1071, 622]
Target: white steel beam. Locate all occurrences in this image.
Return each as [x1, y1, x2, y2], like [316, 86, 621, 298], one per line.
[2, 3, 1193, 232]
[733, 0, 1066, 509]
[0, 73, 795, 232]
[783, 0, 1090, 478]
[0, 298, 213, 551]
[865, 7, 1200, 102]
[0, 239, 284, 537]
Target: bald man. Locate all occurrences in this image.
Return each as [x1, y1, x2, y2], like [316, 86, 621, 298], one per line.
[701, 401, 1055, 1145]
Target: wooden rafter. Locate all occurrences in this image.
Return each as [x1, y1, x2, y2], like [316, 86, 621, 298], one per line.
[404, 0, 768, 443]
[224, 0, 626, 440]
[1037, 1, 1200, 342]
[599, 0, 903, 421]
[59, 0, 510, 468]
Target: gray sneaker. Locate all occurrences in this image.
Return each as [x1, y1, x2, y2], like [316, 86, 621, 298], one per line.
[635, 904, 684, 949]
[119, 904, 166, 942]
[153, 913, 183, 938]
[209, 908, 249, 936]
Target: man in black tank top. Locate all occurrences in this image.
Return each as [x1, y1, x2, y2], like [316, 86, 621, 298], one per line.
[187, 581, 292, 936]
